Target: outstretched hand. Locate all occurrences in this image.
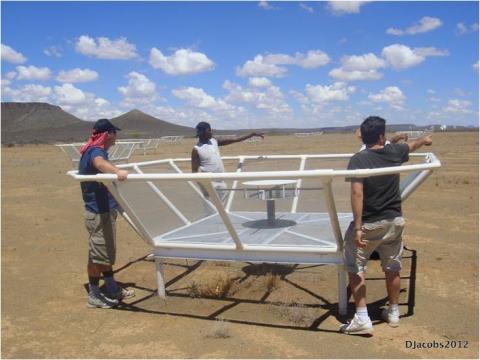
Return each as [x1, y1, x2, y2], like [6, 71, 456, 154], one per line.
[252, 132, 265, 139]
[423, 134, 433, 146]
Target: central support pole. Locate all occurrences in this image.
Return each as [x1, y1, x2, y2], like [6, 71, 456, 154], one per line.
[267, 198, 276, 225]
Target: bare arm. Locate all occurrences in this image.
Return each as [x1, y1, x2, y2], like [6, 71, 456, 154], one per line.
[351, 181, 366, 248]
[191, 148, 208, 196]
[407, 134, 433, 153]
[389, 133, 408, 144]
[92, 156, 128, 181]
[191, 148, 200, 173]
[217, 132, 264, 146]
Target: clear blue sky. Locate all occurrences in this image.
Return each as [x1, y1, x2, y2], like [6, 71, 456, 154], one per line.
[1, 1, 478, 129]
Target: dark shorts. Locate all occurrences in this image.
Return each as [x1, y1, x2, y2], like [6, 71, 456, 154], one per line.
[85, 210, 117, 266]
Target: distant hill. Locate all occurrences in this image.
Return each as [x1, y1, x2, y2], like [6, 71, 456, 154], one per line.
[0, 103, 195, 144]
[111, 109, 195, 138]
[1, 102, 92, 143]
[1, 102, 85, 132]
[1, 102, 477, 144]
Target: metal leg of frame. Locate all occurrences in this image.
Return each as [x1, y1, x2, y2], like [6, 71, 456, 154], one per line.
[337, 264, 347, 316]
[155, 257, 166, 299]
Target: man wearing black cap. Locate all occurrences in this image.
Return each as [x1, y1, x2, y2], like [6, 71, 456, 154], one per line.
[79, 119, 135, 309]
[191, 122, 264, 209]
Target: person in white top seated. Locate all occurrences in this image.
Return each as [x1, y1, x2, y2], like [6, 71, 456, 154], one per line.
[191, 121, 264, 209]
[356, 128, 408, 151]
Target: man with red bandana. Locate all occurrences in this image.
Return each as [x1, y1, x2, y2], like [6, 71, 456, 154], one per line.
[79, 119, 134, 308]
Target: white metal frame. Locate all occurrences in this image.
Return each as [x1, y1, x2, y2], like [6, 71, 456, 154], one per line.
[294, 131, 324, 137]
[68, 152, 441, 315]
[56, 141, 140, 168]
[123, 138, 162, 155]
[160, 135, 184, 143]
[396, 130, 428, 139]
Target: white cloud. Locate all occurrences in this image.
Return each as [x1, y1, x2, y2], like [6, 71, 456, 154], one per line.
[326, 1, 371, 15]
[56, 68, 99, 83]
[456, 22, 479, 35]
[172, 87, 219, 109]
[443, 99, 472, 114]
[258, 1, 275, 10]
[3, 84, 52, 102]
[329, 53, 385, 81]
[237, 55, 288, 78]
[54, 83, 89, 105]
[52, 83, 120, 120]
[75, 35, 138, 60]
[171, 85, 245, 123]
[118, 71, 157, 105]
[43, 45, 62, 58]
[5, 71, 17, 80]
[368, 86, 405, 110]
[305, 82, 356, 103]
[264, 50, 330, 68]
[237, 50, 329, 77]
[223, 80, 292, 115]
[1, 44, 27, 64]
[427, 89, 435, 94]
[300, 3, 314, 13]
[341, 53, 386, 71]
[149, 48, 215, 75]
[414, 47, 449, 57]
[249, 77, 272, 87]
[16, 65, 51, 80]
[382, 44, 448, 70]
[473, 61, 479, 72]
[329, 68, 383, 81]
[386, 16, 442, 36]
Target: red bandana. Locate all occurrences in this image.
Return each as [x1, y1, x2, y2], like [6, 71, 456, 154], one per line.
[79, 131, 109, 155]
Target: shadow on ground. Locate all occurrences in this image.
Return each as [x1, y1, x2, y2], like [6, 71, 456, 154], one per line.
[86, 247, 417, 334]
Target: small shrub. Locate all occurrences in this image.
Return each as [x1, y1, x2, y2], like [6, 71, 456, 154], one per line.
[277, 301, 317, 327]
[188, 275, 238, 299]
[188, 281, 202, 298]
[263, 273, 280, 292]
[210, 319, 231, 339]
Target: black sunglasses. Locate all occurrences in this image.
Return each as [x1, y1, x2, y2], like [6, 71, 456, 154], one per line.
[108, 129, 117, 134]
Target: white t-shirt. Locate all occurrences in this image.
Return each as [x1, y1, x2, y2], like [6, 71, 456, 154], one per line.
[194, 138, 225, 173]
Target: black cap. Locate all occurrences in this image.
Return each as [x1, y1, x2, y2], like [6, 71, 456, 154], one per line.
[195, 121, 211, 136]
[93, 118, 121, 133]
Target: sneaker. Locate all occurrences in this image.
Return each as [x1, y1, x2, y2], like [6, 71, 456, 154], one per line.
[340, 314, 373, 335]
[382, 308, 400, 327]
[87, 293, 119, 309]
[106, 287, 135, 301]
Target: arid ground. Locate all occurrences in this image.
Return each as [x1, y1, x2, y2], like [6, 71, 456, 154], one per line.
[2, 132, 478, 358]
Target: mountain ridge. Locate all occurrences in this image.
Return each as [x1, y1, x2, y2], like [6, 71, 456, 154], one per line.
[1, 102, 477, 144]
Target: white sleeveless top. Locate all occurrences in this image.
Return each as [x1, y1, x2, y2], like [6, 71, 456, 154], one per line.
[194, 138, 225, 173]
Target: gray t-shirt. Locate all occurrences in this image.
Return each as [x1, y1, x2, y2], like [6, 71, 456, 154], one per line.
[347, 143, 409, 223]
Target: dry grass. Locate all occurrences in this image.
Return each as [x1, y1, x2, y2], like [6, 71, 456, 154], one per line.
[207, 319, 231, 339]
[263, 273, 281, 292]
[188, 275, 238, 299]
[277, 301, 318, 327]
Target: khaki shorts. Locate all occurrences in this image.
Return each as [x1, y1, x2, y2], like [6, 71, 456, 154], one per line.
[85, 210, 117, 266]
[344, 217, 405, 273]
